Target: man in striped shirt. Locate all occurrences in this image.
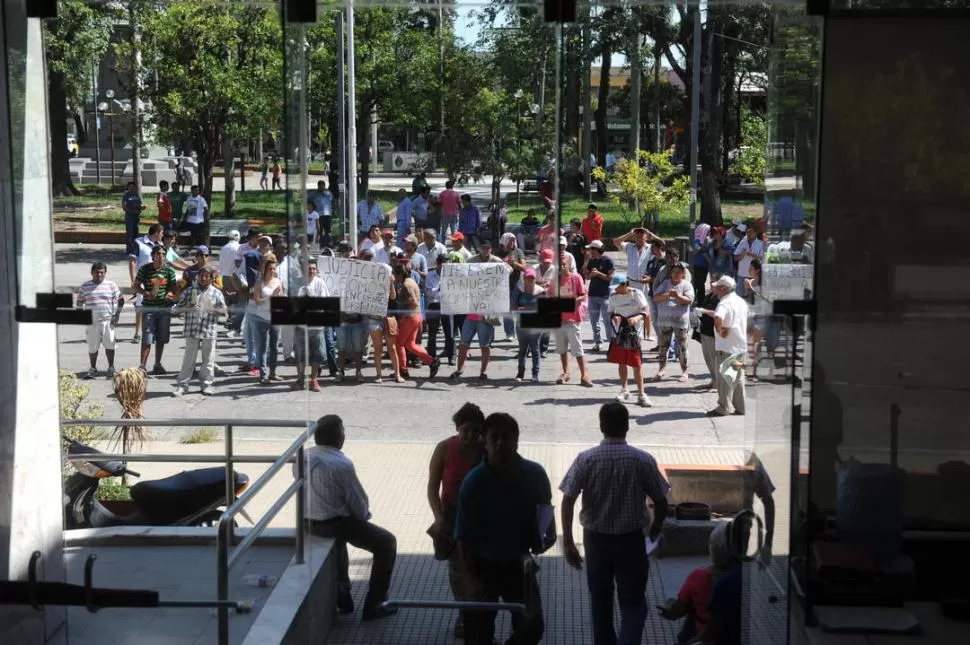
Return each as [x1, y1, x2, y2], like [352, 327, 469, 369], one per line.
[77, 262, 124, 379]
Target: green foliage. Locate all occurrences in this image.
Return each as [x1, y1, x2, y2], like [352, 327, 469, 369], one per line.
[59, 369, 105, 447]
[97, 478, 132, 502]
[592, 150, 689, 228]
[43, 0, 115, 113]
[735, 105, 767, 185]
[179, 428, 220, 444]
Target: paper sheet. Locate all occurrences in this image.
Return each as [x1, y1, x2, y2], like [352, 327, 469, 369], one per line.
[536, 504, 555, 542]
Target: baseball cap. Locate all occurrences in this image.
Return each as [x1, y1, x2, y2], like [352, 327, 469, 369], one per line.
[540, 249, 554, 262]
[586, 240, 604, 250]
[736, 223, 748, 233]
[404, 234, 418, 245]
[195, 245, 209, 255]
[381, 229, 394, 237]
[731, 218, 742, 226]
[257, 235, 273, 246]
[588, 203, 598, 210]
[559, 236, 568, 246]
[712, 275, 737, 291]
[247, 227, 262, 238]
[228, 230, 241, 240]
[449, 232, 465, 241]
[336, 240, 353, 252]
[480, 239, 492, 247]
[524, 268, 537, 278]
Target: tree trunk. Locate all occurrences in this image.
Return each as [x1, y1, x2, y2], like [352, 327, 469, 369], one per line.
[222, 135, 235, 217]
[199, 130, 218, 244]
[698, 10, 725, 226]
[73, 111, 88, 146]
[594, 45, 612, 166]
[48, 70, 80, 196]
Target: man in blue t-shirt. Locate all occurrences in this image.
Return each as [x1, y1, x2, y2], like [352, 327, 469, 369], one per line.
[455, 413, 556, 645]
[310, 180, 334, 236]
[583, 240, 615, 351]
[122, 181, 145, 255]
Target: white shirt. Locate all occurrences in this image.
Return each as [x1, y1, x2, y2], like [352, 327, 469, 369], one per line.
[130, 235, 156, 269]
[608, 289, 649, 318]
[714, 292, 749, 355]
[374, 244, 402, 265]
[184, 195, 207, 224]
[452, 246, 472, 262]
[734, 237, 766, 281]
[357, 201, 383, 232]
[622, 242, 652, 282]
[360, 238, 378, 254]
[306, 210, 320, 235]
[219, 240, 240, 279]
[298, 445, 371, 522]
[417, 241, 447, 268]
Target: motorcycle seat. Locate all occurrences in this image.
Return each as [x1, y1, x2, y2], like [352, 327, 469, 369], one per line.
[130, 468, 249, 521]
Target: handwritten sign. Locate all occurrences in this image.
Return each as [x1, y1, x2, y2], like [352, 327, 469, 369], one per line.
[317, 256, 391, 317]
[440, 263, 510, 315]
[762, 263, 813, 301]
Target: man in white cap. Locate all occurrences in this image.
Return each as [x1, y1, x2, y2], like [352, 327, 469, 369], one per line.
[704, 275, 749, 417]
[219, 230, 241, 278]
[558, 235, 577, 274]
[725, 219, 744, 248]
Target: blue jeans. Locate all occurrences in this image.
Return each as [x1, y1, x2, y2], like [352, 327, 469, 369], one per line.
[323, 327, 338, 374]
[588, 296, 613, 345]
[250, 316, 279, 378]
[584, 529, 649, 645]
[125, 215, 140, 256]
[243, 313, 257, 366]
[516, 331, 541, 378]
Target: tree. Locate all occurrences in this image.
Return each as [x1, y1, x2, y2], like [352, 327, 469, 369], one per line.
[734, 105, 767, 185]
[592, 150, 688, 230]
[124, 0, 283, 234]
[43, 0, 114, 196]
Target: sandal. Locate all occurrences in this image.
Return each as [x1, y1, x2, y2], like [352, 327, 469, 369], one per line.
[556, 373, 571, 384]
[268, 373, 284, 382]
[394, 375, 405, 384]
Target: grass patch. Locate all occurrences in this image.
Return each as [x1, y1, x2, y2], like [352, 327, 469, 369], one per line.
[179, 427, 220, 444]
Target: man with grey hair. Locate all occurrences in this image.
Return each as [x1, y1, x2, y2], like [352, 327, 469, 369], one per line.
[417, 228, 446, 268]
[706, 275, 749, 417]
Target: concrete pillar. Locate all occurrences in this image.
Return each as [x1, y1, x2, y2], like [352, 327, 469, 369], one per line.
[0, 2, 68, 641]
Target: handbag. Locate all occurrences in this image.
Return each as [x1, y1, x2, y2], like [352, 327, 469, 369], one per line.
[612, 319, 641, 350]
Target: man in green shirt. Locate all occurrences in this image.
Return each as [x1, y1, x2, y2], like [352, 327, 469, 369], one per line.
[169, 182, 188, 229]
[135, 245, 181, 374]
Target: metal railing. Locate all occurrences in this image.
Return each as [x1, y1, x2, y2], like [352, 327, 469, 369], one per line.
[61, 418, 311, 645]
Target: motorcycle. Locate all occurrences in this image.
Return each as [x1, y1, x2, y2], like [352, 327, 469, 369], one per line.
[63, 438, 251, 529]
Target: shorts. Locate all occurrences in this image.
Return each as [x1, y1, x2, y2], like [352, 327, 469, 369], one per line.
[86, 320, 117, 353]
[294, 327, 326, 364]
[366, 317, 384, 333]
[142, 309, 173, 346]
[459, 319, 494, 348]
[337, 322, 366, 354]
[554, 321, 584, 357]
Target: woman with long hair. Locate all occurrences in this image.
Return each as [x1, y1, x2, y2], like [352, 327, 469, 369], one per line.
[393, 263, 440, 380]
[251, 252, 283, 384]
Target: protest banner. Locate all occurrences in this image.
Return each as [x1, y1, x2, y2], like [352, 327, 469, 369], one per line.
[440, 263, 510, 315]
[762, 263, 813, 301]
[317, 256, 391, 316]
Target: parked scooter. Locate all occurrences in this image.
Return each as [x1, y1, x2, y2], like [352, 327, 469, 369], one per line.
[63, 438, 251, 529]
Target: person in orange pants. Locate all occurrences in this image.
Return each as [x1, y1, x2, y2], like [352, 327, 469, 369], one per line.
[392, 264, 441, 379]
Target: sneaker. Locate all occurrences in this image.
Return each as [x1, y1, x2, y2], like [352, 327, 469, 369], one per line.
[172, 385, 187, 397]
[429, 359, 441, 379]
[593, 343, 601, 353]
[515, 369, 525, 382]
[540, 351, 548, 359]
[201, 386, 215, 396]
[131, 334, 141, 344]
[637, 394, 653, 408]
[507, 336, 517, 344]
[580, 378, 594, 388]
[478, 373, 488, 381]
[152, 364, 166, 376]
[335, 371, 345, 383]
[616, 390, 630, 402]
[706, 408, 728, 417]
[531, 376, 540, 383]
[84, 367, 97, 380]
[247, 368, 260, 377]
[309, 379, 321, 392]
[105, 366, 116, 379]
[355, 370, 365, 383]
[449, 371, 462, 382]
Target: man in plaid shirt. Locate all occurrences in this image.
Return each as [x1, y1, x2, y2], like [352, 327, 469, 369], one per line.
[173, 266, 227, 396]
[559, 402, 670, 645]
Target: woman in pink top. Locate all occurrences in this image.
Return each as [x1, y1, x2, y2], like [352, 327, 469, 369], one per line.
[550, 253, 593, 387]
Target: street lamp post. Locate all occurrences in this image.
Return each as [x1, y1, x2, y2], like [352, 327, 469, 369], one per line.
[105, 89, 116, 187]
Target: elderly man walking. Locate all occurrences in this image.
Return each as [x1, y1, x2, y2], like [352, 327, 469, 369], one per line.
[705, 275, 750, 417]
[560, 402, 670, 645]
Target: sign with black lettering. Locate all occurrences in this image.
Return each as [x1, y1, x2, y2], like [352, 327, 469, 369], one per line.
[317, 256, 391, 317]
[440, 263, 510, 315]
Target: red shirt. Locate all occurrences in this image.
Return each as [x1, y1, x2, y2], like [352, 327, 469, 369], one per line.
[157, 192, 173, 223]
[581, 213, 604, 242]
[678, 567, 714, 635]
[551, 272, 587, 322]
[439, 189, 460, 217]
[440, 436, 477, 510]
